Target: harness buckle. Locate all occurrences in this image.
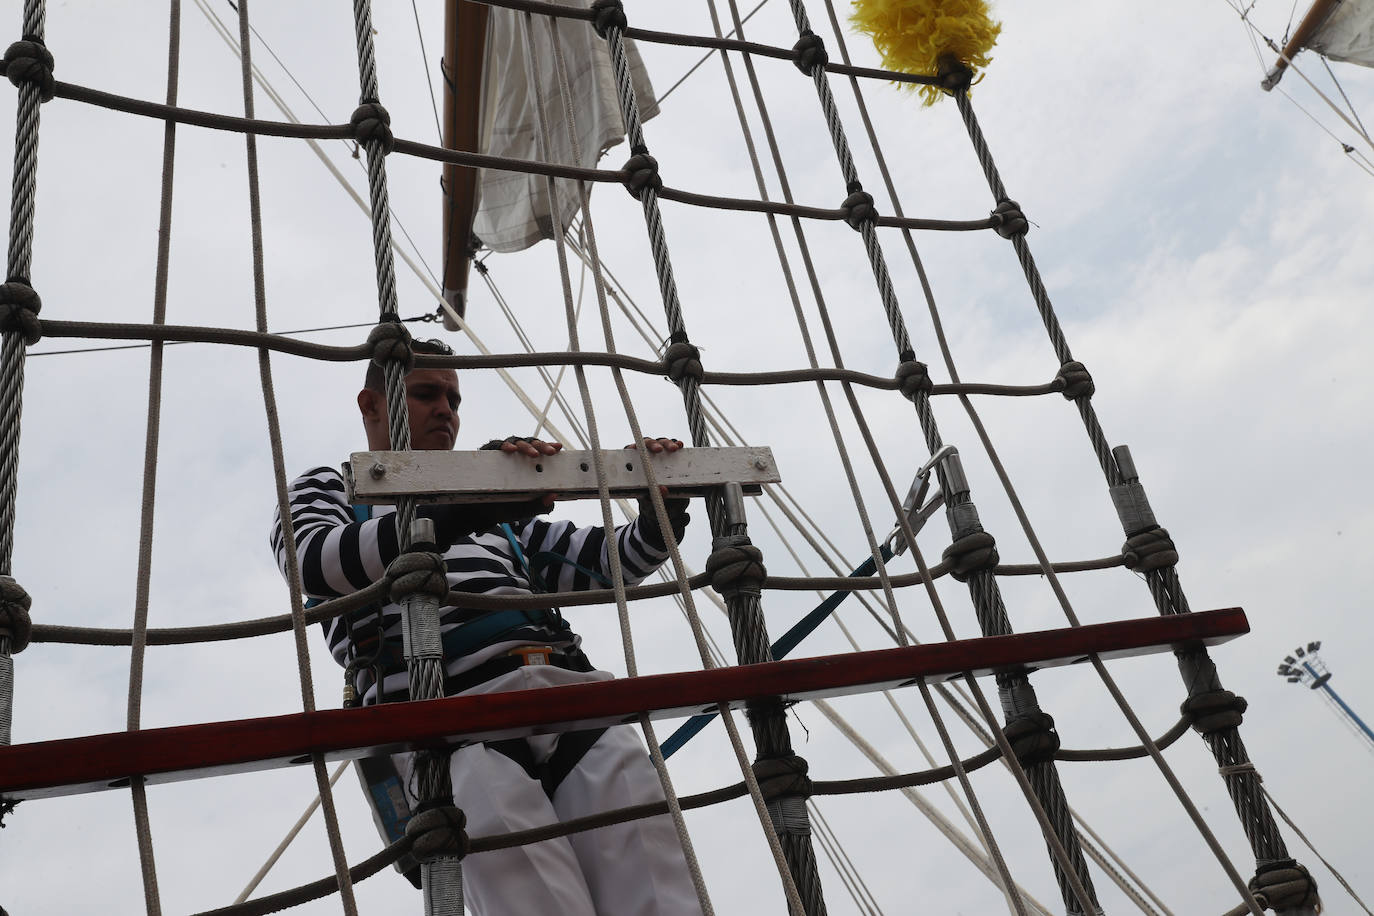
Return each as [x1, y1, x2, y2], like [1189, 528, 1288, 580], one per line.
[508, 645, 555, 666]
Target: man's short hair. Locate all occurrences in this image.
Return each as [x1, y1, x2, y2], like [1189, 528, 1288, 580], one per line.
[364, 337, 454, 392]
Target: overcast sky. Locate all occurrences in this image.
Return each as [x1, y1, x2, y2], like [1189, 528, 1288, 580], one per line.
[3, 1, 1374, 914]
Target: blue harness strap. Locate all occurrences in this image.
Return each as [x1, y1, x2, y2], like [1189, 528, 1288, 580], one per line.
[661, 543, 895, 758]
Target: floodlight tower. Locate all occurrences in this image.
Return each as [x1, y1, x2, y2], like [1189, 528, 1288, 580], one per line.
[1276, 641, 1374, 756]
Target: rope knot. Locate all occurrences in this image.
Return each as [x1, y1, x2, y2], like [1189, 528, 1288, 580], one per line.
[386, 551, 449, 604]
[1249, 860, 1320, 911]
[1121, 526, 1177, 573]
[591, 0, 627, 39]
[366, 321, 414, 373]
[350, 102, 394, 154]
[0, 280, 42, 345]
[404, 803, 469, 860]
[895, 359, 932, 400]
[1056, 360, 1094, 400]
[620, 152, 662, 200]
[0, 576, 33, 654]
[791, 30, 828, 76]
[1002, 711, 1060, 765]
[1181, 689, 1247, 736]
[662, 340, 702, 383]
[941, 530, 998, 583]
[4, 39, 55, 102]
[706, 536, 766, 595]
[752, 755, 812, 801]
[936, 53, 974, 95]
[840, 189, 877, 230]
[990, 199, 1028, 239]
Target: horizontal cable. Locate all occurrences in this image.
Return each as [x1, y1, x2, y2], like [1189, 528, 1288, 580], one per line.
[5, 73, 991, 234]
[655, 184, 999, 232]
[469, 0, 941, 87]
[29, 555, 1123, 647]
[38, 320, 1062, 395]
[194, 711, 1190, 916]
[191, 833, 411, 916]
[41, 320, 371, 361]
[31, 581, 390, 646]
[1054, 715, 1192, 762]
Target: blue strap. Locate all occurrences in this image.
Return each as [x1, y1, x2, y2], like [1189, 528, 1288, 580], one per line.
[661, 544, 894, 758]
[528, 551, 612, 589]
[303, 504, 373, 611]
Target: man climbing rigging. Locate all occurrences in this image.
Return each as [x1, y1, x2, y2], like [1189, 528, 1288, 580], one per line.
[269, 339, 703, 915]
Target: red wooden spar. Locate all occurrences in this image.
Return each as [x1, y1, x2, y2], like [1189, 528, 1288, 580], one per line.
[0, 609, 1248, 801]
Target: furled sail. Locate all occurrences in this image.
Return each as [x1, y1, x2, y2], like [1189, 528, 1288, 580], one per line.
[1263, 0, 1374, 89]
[1306, 0, 1374, 66]
[474, 5, 658, 253]
[442, 1, 657, 326]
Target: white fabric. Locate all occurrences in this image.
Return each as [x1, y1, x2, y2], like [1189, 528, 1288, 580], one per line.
[397, 665, 702, 916]
[473, 1, 659, 253]
[1309, 0, 1374, 67]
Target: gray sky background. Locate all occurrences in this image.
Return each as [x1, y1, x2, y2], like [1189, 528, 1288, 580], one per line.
[3, 1, 1374, 913]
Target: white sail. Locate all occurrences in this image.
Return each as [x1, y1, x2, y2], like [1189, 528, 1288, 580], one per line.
[473, 3, 659, 253]
[1308, 0, 1374, 66]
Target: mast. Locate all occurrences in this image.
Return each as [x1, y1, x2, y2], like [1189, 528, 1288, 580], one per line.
[440, 0, 489, 326]
[1262, 0, 1343, 89]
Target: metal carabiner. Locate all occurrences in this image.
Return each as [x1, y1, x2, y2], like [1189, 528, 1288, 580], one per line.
[883, 445, 960, 556]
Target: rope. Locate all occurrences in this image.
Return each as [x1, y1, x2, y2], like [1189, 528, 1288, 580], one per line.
[0, 65, 1020, 235]
[349, 0, 462, 906]
[472, 0, 942, 86]
[123, 0, 185, 907]
[193, 836, 415, 916]
[0, 0, 49, 577]
[31, 318, 1070, 394]
[234, 1, 355, 908]
[1262, 786, 1372, 915]
[704, 2, 1030, 909]
[27, 552, 1125, 647]
[934, 27, 1293, 912]
[736, 1, 1099, 911]
[590, 5, 827, 909]
[523, 14, 714, 911]
[233, 760, 352, 904]
[0, 0, 49, 762]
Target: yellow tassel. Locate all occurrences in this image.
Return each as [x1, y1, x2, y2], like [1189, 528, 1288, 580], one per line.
[849, 0, 1001, 105]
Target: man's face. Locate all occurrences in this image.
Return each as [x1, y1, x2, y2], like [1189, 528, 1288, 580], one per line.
[403, 368, 461, 451]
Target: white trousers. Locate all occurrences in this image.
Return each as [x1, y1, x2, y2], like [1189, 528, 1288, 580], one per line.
[398, 665, 703, 916]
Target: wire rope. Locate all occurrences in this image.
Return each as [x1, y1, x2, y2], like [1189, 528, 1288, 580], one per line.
[526, 14, 717, 911]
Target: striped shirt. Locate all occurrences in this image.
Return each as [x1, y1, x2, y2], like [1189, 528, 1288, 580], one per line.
[271, 465, 670, 703]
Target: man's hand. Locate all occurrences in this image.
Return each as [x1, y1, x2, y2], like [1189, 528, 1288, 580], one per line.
[629, 437, 690, 548]
[481, 437, 562, 510]
[629, 437, 683, 456]
[497, 436, 563, 458]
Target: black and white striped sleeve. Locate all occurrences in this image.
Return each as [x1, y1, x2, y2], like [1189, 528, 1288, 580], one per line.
[516, 514, 671, 593]
[270, 466, 400, 599]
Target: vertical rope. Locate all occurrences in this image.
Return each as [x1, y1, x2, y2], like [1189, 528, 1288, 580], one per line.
[0, 0, 47, 576]
[234, 0, 356, 909]
[0, 0, 49, 766]
[950, 75, 1303, 913]
[772, 0, 1102, 909]
[122, 0, 184, 909]
[349, 0, 460, 909]
[522, 15, 717, 910]
[593, 9, 828, 910]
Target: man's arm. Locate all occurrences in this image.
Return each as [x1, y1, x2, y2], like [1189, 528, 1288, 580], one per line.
[270, 466, 401, 599]
[271, 466, 559, 599]
[510, 437, 691, 593]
